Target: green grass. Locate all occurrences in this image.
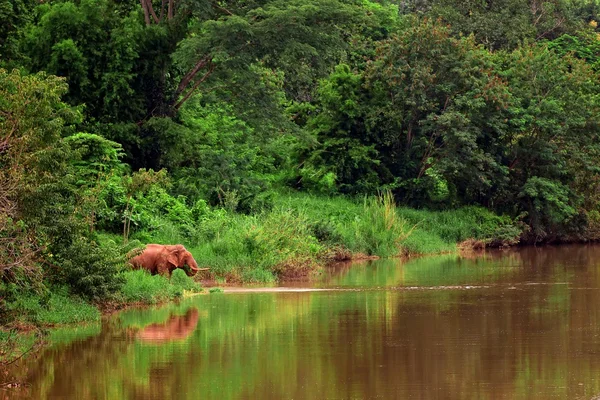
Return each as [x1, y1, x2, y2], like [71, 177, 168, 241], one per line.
[127, 191, 523, 284]
[278, 192, 521, 253]
[119, 269, 202, 304]
[180, 207, 325, 282]
[397, 206, 522, 246]
[5, 287, 100, 325]
[400, 228, 457, 254]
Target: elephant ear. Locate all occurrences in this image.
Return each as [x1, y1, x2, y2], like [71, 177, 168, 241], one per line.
[167, 245, 186, 267]
[166, 249, 180, 267]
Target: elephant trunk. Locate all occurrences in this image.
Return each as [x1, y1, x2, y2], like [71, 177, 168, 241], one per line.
[186, 257, 200, 276]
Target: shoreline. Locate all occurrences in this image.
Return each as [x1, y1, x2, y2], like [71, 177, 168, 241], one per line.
[3, 240, 596, 365]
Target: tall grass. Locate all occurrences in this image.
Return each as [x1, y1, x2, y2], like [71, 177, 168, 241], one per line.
[341, 191, 409, 257]
[186, 208, 322, 282]
[397, 206, 522, 247]
[5, 287, 100, 325]
[133, 191, 523, 283]
[120, 269, 202, 304]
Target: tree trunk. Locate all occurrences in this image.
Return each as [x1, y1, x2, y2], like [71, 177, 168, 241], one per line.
[168, 0, 173, 19]
[140, 0, 151, 25]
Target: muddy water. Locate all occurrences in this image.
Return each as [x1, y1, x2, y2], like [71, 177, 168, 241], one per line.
[6, 245, 600, 399]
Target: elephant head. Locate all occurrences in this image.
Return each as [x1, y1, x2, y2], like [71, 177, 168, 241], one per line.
[166, 244, 201, 276]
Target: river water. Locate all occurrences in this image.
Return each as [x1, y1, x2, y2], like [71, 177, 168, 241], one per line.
[5, 245, 600, 399]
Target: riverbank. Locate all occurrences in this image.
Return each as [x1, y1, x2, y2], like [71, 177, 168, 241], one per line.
[0, 269, 203, 366]
[0, 191, 524, 363]
[123, 191, 525, 283]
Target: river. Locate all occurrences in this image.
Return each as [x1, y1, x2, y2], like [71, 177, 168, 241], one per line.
[5, 245, 600, 399]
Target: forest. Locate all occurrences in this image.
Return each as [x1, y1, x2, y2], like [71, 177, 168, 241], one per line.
[3, 0, 600, 331]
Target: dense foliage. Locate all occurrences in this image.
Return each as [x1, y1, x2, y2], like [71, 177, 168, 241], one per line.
[3, 0, 600, 328]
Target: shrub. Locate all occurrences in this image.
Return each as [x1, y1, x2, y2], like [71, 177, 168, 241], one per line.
[53, 236, 126, 301]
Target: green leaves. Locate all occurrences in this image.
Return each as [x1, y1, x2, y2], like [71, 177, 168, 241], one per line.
[299, 15, 600, 240]
[519, 177, 578, 236]
[305, 18, 510, 203]
[0, 69, 132, 300]
[22, 0, 144, 122]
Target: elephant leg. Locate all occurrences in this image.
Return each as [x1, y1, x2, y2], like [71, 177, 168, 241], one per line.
[156, 263, 171, 276]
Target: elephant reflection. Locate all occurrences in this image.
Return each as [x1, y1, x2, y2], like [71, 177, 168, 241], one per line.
[137, 308, 200, 343]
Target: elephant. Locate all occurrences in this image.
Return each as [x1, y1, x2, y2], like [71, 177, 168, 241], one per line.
[137, 308, 200, 343]
[129, 244, 205, 276]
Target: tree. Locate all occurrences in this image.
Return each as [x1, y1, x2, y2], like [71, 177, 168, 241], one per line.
[497, 43, 600, 238]
[305, 18, 510, 204]
[23, 0, 146, 122]
[0, 0, 37, 68]
[0, 69, 125, 299]
[429, 0, 582, 50]
[0, 69, 78, 282]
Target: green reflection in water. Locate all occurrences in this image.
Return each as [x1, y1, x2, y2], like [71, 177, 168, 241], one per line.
[8, 245, 600, 400]
[48, 323, 101, 347]
[323, 253, 522, 288]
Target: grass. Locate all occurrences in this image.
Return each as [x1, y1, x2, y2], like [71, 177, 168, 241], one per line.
[0, 191, 524, 362]
[130, 191, 522, 284]
[5, 287, 100, 326]
[188, 213, 322, 282]
[338, 191, 409, 257]
[119, 269, 203, 304]
[397, 206, 523, 247]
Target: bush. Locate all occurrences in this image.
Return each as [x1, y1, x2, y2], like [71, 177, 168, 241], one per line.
[53, 236, 126, 301]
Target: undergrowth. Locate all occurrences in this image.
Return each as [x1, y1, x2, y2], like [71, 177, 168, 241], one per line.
[119, 269, 202, 304]
[133, 191, 523, 283]
[4, 287, 100, 325]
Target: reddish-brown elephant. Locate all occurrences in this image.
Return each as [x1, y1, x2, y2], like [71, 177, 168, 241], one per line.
[129, 244, 204, 276]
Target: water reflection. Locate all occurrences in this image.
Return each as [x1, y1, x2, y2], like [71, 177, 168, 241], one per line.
[6, 244, 600, 399]
[137, 309, 199, 343]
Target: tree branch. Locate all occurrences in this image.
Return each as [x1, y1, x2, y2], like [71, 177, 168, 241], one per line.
[168, 0, 174, 20]
[212, 2, 233, 16]
[174, 55, 211, 99]
[174, 63, 215, 110]
[146, 0, 160, 24]
[159, 0, 167, 21]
